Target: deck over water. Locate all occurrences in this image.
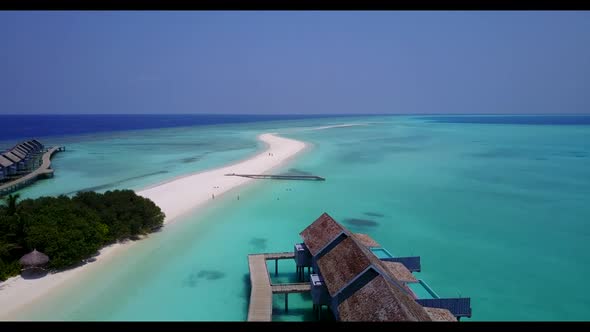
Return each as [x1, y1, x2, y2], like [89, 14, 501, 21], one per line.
[226, 173, 325, 181]
[264, 252, 295, 260]
[271, 283, 311, 294]
[247, 252, 311, 321]
[0, 146, 64, 196]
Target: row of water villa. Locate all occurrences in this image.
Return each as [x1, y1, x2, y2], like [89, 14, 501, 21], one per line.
[0, 139, 65, 196]
[247, 213, 472, 321]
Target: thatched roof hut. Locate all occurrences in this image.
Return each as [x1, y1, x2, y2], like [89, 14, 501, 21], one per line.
[0, 155, 13, 167]
[19, 249, 50, 267]
[337, 275, 433, 321]
[306, 212, 458, 321]
[10, 149, 26, 159]
[382, 261, 417, 283]
[22, 141, 37, 151]
[315, 220, 412, 293]
[3, 152, 21, 163]
[353, 233, 380, 248]
[317, 237, 373, 296]
[299, 213, 345, 256]
[16, 143, 31, 152]
[31, 139, 44, 149]
[15, 146, 29, 155]
[424, 307, 458, 321]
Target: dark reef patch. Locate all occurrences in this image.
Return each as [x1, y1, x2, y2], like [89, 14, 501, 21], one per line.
[249, 237, 267, 251]
[343, 218, 379, 228]
[183, 269, 226, 287]
[181, 156, 202, 163]
[569, 151, 587, 158]
[468, 148, 523, 159]
[197, 270, 225, 281]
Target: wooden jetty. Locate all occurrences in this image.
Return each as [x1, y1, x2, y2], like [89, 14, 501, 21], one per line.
[247, 255, 273, 322]
[247, 252, 312, 322]
[271, 283, 311, 294]
[226, 173, 325, 181]
[265, 252, 295, 276]
[0, 146, 65, 196]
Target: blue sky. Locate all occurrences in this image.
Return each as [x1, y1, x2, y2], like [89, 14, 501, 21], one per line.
[1, 11, 589, 115]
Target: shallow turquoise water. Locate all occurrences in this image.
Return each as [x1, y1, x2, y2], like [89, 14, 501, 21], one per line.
[4, 116, 590, 321]
[408, 282, 437, 300]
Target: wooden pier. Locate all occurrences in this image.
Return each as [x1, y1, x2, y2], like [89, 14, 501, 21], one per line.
[226, 173, 325, 181]
[247, 252, 312, 321]
[271, 283, 311, 294]
[265, 252, 295, 276]
[247, 255, 273, 322]
[0, 146, 65, 196]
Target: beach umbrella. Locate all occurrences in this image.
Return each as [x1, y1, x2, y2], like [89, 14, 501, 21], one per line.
[19, 249, 49, 267]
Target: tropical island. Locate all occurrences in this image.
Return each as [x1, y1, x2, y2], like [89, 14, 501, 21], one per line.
[0, 190, 165, 281]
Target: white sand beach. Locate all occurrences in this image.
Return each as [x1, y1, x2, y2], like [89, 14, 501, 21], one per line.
[0, 132, 307, 320]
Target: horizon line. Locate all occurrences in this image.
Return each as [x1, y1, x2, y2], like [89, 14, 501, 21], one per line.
[0, 113, 589, 116]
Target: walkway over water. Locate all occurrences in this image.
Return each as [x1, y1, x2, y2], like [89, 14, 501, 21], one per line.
[0, 146, 65, 196]
[271, 283, 311, 294]
[226, 173, 325, 181]
[247, 252, 311, 322]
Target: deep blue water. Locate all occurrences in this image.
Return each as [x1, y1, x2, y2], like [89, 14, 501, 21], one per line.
[3, 114, 589, 144]
[0, 114, 351, 141]
[420, 115, 590, 125]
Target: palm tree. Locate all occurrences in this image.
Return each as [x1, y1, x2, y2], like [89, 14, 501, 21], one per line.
[1, 194, 24, 255]
[4, 193, 20, 216]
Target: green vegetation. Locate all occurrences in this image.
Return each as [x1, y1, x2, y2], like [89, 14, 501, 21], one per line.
[0, 190, 165, 281]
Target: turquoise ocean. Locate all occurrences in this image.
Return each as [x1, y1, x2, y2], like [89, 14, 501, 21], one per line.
[2, 115, 589, 321]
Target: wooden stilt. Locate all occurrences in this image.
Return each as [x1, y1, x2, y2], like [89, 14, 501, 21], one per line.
[275, 259, 278, 276]
[285, 293, 288, 312]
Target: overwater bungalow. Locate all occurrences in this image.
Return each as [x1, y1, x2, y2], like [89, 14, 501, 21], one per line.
[10, 149, 26, 159]
[297, 213, 472, 321]
[14, 145, 29, 155]
[30, 139, 44, 151]
[10, 148, 34, 170]
[247, 212, 472, 321]
[14, 143, 41, 170]
[1, 140, 46, 174]
[21, 141, 36, 152]
[0, 155, 16, 178]
[2, 152, 26, 172]
[0, 140, 64, 195]
[19, 141, 43, 155]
